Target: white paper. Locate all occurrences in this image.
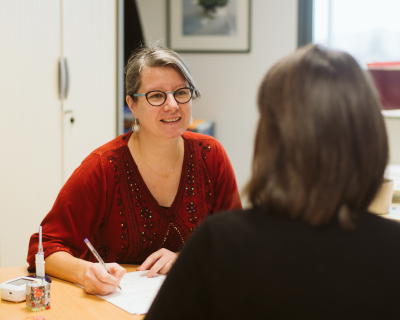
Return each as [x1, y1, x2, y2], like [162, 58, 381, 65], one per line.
[97, 271, 166, 315]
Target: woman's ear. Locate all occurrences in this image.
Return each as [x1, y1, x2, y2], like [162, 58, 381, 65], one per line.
[126, 95, 138, 118]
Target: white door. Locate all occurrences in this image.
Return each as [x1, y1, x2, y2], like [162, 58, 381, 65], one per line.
[0, 0, 62, 267]
[62, 0, 117, 181]
[0, 0, 117, 268]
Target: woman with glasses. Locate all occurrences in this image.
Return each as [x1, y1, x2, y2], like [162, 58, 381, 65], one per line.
[27, 44, 241, 295]
[145, 45, 400, 319]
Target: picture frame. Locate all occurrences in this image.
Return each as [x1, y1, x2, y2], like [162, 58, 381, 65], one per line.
[167, 0, 251, 53]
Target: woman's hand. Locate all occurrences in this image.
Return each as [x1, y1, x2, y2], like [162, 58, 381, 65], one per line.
[136, 248, 178, 278]
[83, 263, 126, 295]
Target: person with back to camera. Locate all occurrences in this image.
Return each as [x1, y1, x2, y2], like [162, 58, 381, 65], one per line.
[145, 44, 400, 319]
[26, 44, 242, 295]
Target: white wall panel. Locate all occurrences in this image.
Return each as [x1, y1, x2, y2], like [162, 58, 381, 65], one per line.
[0, 0, 62, 267]
[62, 0, 117, 181]
[0, 0, 118, 268]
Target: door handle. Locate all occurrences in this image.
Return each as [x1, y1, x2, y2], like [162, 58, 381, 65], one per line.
[58, 58, 69, 100]
[58, 58, 66, 100]
[64, 58, 69, 99]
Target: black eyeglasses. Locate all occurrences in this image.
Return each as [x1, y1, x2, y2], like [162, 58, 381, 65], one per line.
[132, 87, 197, 106]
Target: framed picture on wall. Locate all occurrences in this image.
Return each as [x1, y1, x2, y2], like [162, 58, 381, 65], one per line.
[167, 0, 251, 53]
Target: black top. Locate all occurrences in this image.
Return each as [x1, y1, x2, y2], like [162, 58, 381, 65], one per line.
[146, 207, 400, 319]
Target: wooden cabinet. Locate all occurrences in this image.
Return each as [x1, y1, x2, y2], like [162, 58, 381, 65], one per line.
[0, 0, 118, 267]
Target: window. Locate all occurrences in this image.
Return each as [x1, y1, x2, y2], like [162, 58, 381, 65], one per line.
[301, 0, 400, 110]
[313, 0, 400, 67]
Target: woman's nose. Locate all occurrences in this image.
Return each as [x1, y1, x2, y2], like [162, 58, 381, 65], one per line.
[163, 92, 179, 111]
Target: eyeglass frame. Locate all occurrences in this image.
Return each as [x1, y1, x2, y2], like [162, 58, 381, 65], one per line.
[131, 87, 197, 106]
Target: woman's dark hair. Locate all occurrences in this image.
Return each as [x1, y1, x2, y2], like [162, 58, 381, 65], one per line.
[245, 44, 388, 228]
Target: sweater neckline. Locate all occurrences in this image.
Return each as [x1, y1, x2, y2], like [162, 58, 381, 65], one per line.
[123, 135, 189, 215]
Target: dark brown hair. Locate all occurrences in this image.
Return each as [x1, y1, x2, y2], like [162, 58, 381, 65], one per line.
[245, 44, 388, 227]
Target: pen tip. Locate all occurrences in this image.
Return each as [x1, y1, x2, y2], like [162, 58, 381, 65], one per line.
[84, 238, 89, 243]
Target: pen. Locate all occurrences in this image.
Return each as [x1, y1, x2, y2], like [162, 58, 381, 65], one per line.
[84, 238, 122, 290]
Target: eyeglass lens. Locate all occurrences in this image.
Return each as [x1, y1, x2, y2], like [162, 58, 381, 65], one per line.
[146, 88, 192, 106]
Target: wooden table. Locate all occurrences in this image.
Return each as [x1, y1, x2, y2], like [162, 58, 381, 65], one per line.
[0, 265, 145, 320]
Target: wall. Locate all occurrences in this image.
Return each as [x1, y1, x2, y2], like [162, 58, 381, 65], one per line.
[136, 0, 298, 203]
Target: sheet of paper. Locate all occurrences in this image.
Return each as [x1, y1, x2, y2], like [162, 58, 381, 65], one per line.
[97, 271, 166, 315]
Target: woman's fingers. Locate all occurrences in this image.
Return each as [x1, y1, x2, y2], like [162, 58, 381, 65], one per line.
[146, 258, 168, 278]
[158, 259, 174, 275]
[137, 249, 177, 278]
[136, 250, 164, 271]
[108, 263, 126, 281]
[85, 276, 117, 295]
[84, 263, 124, 295]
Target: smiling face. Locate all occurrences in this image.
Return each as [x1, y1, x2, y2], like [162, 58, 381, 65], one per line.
[126, 66, 192, 141]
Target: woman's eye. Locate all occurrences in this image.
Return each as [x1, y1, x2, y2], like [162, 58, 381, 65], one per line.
[176, 89, 189, 96]
[148, 93, 164, 100]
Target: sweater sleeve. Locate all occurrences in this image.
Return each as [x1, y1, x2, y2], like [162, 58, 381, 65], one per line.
[26, 153, 107, 271]
[210, 139, 242, 213]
